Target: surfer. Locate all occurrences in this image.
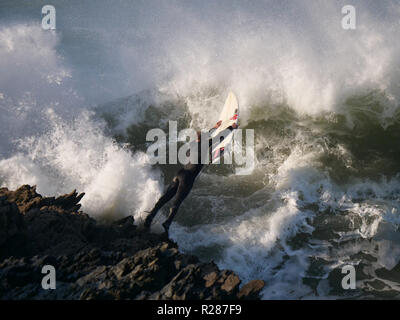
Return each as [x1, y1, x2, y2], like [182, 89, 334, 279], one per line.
[144, 121, 238, 234]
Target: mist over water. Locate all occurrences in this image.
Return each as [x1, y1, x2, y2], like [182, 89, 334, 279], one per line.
[1, 0, 400, 298]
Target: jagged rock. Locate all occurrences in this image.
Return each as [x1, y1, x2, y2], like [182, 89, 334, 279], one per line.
[52, 190, 85, 212]
[0, 185, 84, 215]
[237, 280, 265, 299]
[0, 185, 264, 300]
[204, 271, 218, 288]
[221, 273, 241, 297]
[155, 264, 199, 300]
[0, 185, 42, 214]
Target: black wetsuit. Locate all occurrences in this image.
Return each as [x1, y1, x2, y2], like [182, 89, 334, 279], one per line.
[144, 126, 234, 232]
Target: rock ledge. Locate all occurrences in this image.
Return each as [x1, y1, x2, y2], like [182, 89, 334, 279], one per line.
[0, 185, 264, 300]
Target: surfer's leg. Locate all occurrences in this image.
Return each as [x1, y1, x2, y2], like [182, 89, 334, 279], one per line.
[144, 177, 179, 229]
[162, 176, 194, 233]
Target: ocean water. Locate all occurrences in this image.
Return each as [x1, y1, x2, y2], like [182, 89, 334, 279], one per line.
[1, 0, 400, 299]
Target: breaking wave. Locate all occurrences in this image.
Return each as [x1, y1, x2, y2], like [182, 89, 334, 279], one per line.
[1, 0, 400, 298]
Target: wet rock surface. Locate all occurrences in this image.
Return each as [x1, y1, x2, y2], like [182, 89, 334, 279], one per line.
[0, 185, 264, 300]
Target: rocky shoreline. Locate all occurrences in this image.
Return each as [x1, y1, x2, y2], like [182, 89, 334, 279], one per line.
[0, 185, 264, 300]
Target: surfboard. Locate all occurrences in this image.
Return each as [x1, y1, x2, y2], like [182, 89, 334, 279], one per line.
[210, 92, 239, 163]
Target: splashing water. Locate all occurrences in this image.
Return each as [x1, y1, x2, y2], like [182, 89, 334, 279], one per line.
[1, 1, 400, 299]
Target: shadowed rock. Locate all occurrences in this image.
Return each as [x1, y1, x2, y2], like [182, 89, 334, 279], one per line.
[0, 185, 264, 300]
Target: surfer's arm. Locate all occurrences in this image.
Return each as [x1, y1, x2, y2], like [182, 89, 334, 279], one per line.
[208, 122, 238, 163]
[208, 120, 222, 134]
[227, 123, 238, 130]
[206, 120, 222, 142]
[207, 120, 223, 147]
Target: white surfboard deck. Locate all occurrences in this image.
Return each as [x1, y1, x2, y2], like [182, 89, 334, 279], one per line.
[210, 92, 239, 163]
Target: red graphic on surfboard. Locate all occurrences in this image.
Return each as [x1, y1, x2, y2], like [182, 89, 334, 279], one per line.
[213, 147, 225, 160]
